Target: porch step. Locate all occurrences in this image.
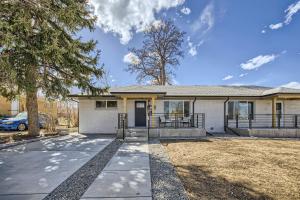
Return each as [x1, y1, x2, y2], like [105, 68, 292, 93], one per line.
[126, 129, 148, 137]
[125, 136, 148, 142]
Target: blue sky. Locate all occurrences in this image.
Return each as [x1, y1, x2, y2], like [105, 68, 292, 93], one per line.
[85, 0, 300, 89]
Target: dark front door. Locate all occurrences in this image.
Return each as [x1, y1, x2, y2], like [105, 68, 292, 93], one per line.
[135, 101, 147, 127]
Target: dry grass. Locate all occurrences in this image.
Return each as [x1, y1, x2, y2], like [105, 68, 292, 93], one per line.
[162, 138, 300, 200]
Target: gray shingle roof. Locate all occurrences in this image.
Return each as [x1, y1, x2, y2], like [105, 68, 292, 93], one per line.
[109, 85, 300, 97]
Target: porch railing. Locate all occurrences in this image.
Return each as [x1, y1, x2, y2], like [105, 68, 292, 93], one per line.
[118, 113, 128, 140]
[148, 113, 205, 129]
[226, 114, 300, 129]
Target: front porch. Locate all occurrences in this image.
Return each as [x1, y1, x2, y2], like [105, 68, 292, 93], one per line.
[117, 112, 206, 140]
[115, 93, 206, 140]
[226, 114, 300, 138]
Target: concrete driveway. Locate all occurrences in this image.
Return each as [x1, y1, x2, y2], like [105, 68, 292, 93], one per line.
[0, 134, 113, 200]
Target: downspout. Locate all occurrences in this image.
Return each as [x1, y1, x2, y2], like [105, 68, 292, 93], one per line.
[193, 97, 196, 127]
[224, 97, 230, 132]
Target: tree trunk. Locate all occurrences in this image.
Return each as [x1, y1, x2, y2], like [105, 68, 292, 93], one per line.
[25, 67, 40, 136]
[161, 63, 166, 85]
[26, 88, 40, 136]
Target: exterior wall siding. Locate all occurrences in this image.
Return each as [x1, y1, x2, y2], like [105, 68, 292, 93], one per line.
[254, 100, 272, 114]
[79, 99, 118, 134]
[194, 100, 225, 133]
[284, 100, 300, 114]
[78, 98, 300, 134]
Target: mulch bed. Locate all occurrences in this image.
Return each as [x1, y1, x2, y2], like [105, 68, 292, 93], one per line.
[149, 139, 189, 200]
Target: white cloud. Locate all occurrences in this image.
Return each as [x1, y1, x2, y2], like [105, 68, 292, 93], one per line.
[123, 52, 140, 64]
[239, 73, 248, 78]
[188, 46, 197, 56]
[280, 82, 300, 89]
[172, 79, 180, 85]
[90, 0, 185, 44]
[240, 54, 278, 70]
[180, 7, 191, 15]
[222, 75, 233, 81]
[261, 30, 266, 34]
[229, 83, 245, 86]
[269, 23, 283, 30]
[269, 1, 300, 30]
[187, 36, 204, 56]
[191, 2, 214, 34]
[285, 1, 300, 24]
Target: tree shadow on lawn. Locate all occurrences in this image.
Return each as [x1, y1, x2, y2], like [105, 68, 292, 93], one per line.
[175, 164, 273, 200]
[160, 138, 212, 144]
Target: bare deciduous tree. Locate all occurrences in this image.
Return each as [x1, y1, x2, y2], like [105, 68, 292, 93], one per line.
[126, 20, 185, 85]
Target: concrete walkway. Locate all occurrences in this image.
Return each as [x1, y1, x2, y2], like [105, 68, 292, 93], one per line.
[0, 135, 113, 200]
[81, 142, 152, 200]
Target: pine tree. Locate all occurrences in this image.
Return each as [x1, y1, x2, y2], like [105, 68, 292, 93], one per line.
[0, 0, 105, 136]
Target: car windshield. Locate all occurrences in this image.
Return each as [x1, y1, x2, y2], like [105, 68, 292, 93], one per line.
[15, 112, 28, 119]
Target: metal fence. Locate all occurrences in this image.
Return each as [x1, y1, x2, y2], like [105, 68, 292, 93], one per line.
[118, 113, 128, 129]
[226, 114, 300, 129]
[148, 113, 205, 129]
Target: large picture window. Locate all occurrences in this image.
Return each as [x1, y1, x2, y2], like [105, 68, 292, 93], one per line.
[164, 101, 190, 116]
[228, 101, 254, 119]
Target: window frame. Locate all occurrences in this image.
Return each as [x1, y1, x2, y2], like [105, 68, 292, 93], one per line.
[107, 100, 118, 108]
[95, 100, 106, 109]
[95, 100, 118, 109]
[163, 100, 190, 116]
[227, 101, 254, 120]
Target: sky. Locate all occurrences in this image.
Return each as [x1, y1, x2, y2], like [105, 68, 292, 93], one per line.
[83, 0, 300, 89]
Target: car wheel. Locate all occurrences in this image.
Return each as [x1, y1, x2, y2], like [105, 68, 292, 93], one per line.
[17, 123, 26, 131]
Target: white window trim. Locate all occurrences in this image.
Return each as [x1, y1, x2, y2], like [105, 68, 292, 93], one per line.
[227, 100, 255, 120]
[163, 100, 190, 114]
[95, 100, 118, 110]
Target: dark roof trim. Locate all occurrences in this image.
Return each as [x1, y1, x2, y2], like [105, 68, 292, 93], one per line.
[163, 95, 262, 98]
[110, 91, 167, 94]
[262, 93, 300, 97]
[67, 95, 115, 98]
[68, 92, 300, 98]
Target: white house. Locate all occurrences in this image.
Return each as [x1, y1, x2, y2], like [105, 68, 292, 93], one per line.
[69, 85, 300, 138]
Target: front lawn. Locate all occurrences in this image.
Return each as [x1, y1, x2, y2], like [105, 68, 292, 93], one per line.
[162, 138, 300, 200]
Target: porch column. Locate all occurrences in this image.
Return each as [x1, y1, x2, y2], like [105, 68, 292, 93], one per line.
[272, 97, 277, 128]
[152, 97, 156, 128]
[123, 97, 127, 113]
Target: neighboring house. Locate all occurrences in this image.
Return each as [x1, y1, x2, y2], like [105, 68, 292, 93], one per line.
[0, 96, 58, 118]
[69, 85, 300, 138]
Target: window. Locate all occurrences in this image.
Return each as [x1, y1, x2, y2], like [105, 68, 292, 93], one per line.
[227, 101, 254, 119]
[136, 102, 145, 108]
[164, 101, 190, 116]
[184, 101, 190, 117]
[96, 101, 106, 108]
[107, 101, 117, 108]
[96, 100, 117, 109]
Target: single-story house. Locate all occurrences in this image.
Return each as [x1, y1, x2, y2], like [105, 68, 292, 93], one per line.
[69, 85, 300, 138]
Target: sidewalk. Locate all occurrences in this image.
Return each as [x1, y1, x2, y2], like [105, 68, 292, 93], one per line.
[81, 142, 152, 200]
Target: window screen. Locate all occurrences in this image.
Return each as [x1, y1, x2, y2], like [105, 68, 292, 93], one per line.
[228, 101, 254, 120]
[164, 101, 189, 116]
[228, 101, 234, 119]
[248, 102, 254, 119]
[96, 101, 106, 108]
[184, 101, 190, 116]
[107, 101, 117, 108]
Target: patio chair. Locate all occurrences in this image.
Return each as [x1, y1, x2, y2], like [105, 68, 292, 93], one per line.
[181, 116, 191, 127]
[159, 116, 172, 127]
